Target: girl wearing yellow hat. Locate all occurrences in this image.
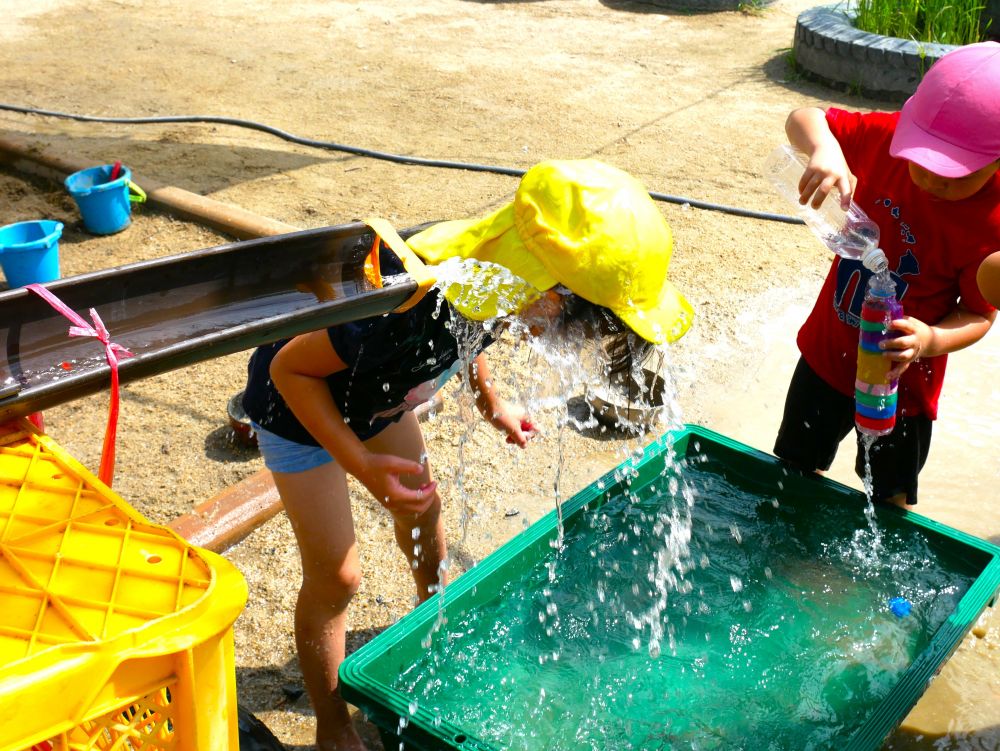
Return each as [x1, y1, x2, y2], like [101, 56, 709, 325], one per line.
[241, 159, 691, 751]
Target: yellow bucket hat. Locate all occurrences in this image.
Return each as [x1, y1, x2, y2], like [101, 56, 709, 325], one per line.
[407, 159, 693, 344]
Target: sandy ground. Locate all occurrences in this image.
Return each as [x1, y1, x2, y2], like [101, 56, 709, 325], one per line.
[1, 1, 998, 749]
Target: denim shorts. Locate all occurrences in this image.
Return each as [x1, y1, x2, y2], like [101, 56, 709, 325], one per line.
[252, 423, 334, 473]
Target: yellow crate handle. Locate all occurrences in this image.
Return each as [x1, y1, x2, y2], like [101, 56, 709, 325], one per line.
[364, 217, 436, 313]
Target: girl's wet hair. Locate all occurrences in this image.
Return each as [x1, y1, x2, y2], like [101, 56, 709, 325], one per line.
[561, 293, 654, 380]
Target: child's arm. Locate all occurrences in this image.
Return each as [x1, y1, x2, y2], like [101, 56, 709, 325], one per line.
[270, 330, 437, 513]
[785, 107, 856, 210]
[468, 352, 537, 448]
[884, 304, 997, 378]
[977, 251, 1000, 308]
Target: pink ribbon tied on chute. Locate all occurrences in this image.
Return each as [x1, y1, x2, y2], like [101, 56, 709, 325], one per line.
[26, 283, 133, 487]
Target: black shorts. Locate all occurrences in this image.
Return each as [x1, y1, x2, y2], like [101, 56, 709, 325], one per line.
[773, 357, 932, 505]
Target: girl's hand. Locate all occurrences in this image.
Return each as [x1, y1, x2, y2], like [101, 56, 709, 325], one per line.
[883, 316, 933, 379]
[504, 418, 539, 448]
[484, 398, 538, 448]
[353, 452, 438, 514]
[467, 354, 537, 447]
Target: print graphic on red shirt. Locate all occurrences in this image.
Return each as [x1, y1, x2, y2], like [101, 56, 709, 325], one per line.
[831, 250, 918, 328]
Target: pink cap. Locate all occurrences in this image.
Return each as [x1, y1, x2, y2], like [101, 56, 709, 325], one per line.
[889, 41, 1000, 178]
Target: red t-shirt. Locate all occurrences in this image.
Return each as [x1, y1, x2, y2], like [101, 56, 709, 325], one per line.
[797, 109, 1000, 419]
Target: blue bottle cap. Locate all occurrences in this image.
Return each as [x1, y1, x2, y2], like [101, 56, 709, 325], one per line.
[889, 597, 912, 618]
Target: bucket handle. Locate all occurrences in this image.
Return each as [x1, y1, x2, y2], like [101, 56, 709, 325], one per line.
[127, 180, 147, 204]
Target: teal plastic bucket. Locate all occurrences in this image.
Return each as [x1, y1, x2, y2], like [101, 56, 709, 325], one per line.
[0, 219, 63, 288]
[64, 164, 145, 235]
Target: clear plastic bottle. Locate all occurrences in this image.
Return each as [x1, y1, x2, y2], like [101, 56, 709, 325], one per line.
[855, 273, 903, 437]
[765, 144, 888, 273]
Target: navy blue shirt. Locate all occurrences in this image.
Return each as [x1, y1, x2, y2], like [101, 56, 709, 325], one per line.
[242, 248, 492, 444]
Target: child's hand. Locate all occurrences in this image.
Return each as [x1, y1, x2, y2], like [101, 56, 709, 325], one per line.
[802, 147, 857, 210]
[484, 399, 538, 448]
[882, 316, 932, 379]
[353, 452, 438, 514]
[504, 418, 539, 448]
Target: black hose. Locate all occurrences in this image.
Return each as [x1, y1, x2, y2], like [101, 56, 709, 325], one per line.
[0, 102, 805, 225]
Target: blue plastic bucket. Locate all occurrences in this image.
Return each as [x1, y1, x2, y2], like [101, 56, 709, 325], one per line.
[64, 164, 145, 235]
[0, 219, 64, 288]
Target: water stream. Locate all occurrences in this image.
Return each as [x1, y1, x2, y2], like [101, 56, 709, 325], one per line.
[859, 433, 882, 544]
[402, 260, 685, 732]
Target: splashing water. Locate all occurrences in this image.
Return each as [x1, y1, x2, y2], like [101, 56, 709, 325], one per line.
[428, 257, 684, 547]
[415, 257, 694, 685]
[366, 260, 981, 751]
[393, 463, 974, 751]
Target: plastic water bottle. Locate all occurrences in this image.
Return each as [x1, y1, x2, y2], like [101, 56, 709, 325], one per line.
[855, 273, 903, 437]
[765, 144, 888, 273]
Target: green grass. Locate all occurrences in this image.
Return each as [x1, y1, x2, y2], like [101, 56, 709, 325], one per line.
[852, 0, 991, 45]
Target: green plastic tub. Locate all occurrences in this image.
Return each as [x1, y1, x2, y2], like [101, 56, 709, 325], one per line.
[340, 425, 1000, 751]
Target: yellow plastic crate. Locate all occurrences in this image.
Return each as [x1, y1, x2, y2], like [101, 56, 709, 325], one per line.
[0, 419, 248, 751]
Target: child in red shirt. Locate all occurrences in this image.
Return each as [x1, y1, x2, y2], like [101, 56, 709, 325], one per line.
[774, 42, 1000, 506]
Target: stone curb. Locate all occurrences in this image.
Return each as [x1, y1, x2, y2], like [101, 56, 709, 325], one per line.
[792, 5, 956, 102]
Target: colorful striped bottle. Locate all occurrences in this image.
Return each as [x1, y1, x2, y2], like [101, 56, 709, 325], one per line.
[855, 273, 903, 437]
